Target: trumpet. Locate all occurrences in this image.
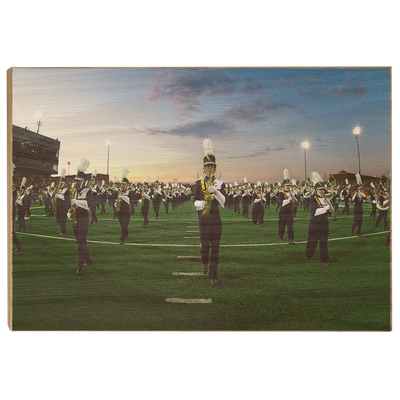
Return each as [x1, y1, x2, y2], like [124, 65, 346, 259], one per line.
[202, 174, 215, 216]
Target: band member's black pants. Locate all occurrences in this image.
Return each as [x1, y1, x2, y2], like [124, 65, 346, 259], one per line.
[375, 210, 388, 229]
[306, 223, 329, 263]
[278, 212, 294, 241]
[118, 211, 131, 242]
[72, 218, 91, 267]
[252, 202, 264, 225]
[351, 210, 363, 235]
[198, 213, 222, 279]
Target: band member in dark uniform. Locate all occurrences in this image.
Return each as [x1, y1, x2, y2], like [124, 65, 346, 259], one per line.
[163, 183, 172, 214]
[139, 177, 152, 228]
[369, 183, 378, 220]
[302, 178, 313, 212]
[305, 172, 333, 268]
[117, 168, 135, 245]
[16, 177, 28, 232]
[152, 176, 163, 219]
[55, 168, 70, 236]
[12, 166, 22, 251]
[375, 175, 390, 230]
[351, 174, 367, 237]
[89, 170, 99, 226]
[340, 179, 351, 215]
[69, 158, 93, 275]
[193, 138, 226, 285]
[99, 180, 108, 215]
[251, 181, 265, 227]
[278, 169, 296, 245]
[241, 178, 252, 219]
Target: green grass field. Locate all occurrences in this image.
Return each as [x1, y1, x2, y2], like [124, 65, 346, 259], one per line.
[11, 201, 391, 331]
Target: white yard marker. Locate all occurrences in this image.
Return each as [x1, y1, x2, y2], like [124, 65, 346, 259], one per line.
[165, 298, 212, 304]
[172, 272, 204, 276]
[177, 256, 201, 259]
[183, 237, 200, 239]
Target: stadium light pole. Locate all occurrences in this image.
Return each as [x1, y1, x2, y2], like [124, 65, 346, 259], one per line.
[106, 140, 113, 179]
[36, 113, 45, 134]
[301, 141, 310, 183]
[353, 126, 361, 175]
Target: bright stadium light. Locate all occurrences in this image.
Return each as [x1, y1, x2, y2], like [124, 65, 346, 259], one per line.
[353, 126, 361, 174]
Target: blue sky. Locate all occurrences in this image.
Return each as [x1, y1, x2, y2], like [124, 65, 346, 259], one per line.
[12, 67, 391, 183]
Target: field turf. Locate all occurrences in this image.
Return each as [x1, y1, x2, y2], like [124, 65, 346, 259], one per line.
[10, 201, 391, 331]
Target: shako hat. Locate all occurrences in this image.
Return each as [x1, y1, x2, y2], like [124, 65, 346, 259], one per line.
[121, 168, 129, 184]
[202, 138, 216, 166]
[282, 169, 291, 186]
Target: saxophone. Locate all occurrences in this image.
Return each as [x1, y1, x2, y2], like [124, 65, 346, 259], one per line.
[202, 174, 215, 216]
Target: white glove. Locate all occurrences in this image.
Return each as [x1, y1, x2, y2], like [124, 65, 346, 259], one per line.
[194, 200, 205, 210]
[208, 186, 217, 194]
[71, 198, 77, 206]
[138, 199, 142, 204]
[67, 212, 71, 220]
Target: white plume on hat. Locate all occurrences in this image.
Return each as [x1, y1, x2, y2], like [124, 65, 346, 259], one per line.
[21, 177, 27, 188]
[101, 180, 105, 186]
[283, 169, 290, 181]
[356, 173, 362, 186]
[122, 168, 129, 179]
[291, 179, 296, 186]
[244, 177, 248, 183]
[202, 138, 214, 156]
[256, 181, 261, 187]
[310, 171, 323, 185]
[77, 158, 90, 173]
[155, 175, 159, 181]
[113, 176, 117, 184]
[61, 168, 66, 179]
[142, 176, 149, 184]
[91, 170, 97, 179]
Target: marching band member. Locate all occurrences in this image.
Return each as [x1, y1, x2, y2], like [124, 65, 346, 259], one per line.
[193, 138, 226, 285]
[233, 182, 241, 214]
[369, 183, 378, 220]
[241, 178, 252, 219]
[152, 176, 164, 219]
[55, 168, 70, 236]
[69, 158, 93, 275]
[278, 169, 296, 245]
[302, 178, 313, 212]
[45, 184, 55, 217]
[351, 174, 367, 236]
[139, 177, 152, 228]
[305, 172, 333, 268]
[251, 181, 265, 226]
[340, 179, 351, 215]
[16, 177, 28, 232]
[375, 175, 390, 230]
[163, 183, 172, 214]
[117, 168, 135, 245]
[264, 182, 271, 210]
[12, 165, 22, 251]
[99, 180, 108, 215]
[89, 170, 99, 226]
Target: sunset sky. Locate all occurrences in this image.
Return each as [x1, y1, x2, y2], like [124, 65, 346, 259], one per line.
[11, 67, 391, 184]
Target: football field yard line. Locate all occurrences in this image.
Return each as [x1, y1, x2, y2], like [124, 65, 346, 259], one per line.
[17, 230, 390, 247]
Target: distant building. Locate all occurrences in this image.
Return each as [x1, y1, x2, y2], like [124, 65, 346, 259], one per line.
[12, 125, 60, 175]
[330, 170, 380, 185]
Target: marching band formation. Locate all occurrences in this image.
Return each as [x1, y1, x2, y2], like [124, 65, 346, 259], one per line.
[12, 148, 390, 282]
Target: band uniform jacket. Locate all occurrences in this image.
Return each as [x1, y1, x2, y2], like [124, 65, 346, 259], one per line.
[194, 177, 226, 222]
[73, 188, 94, 219]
